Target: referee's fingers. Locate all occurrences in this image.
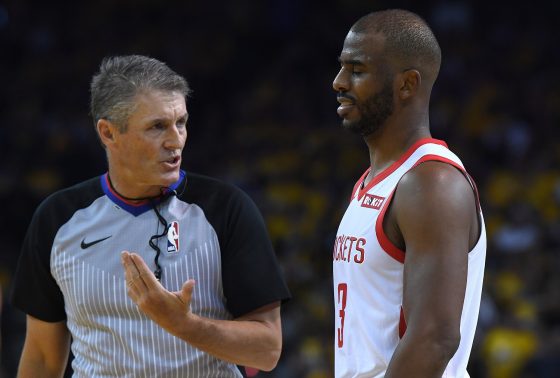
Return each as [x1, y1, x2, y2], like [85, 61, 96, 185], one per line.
[121, 251, 149, 292]
[128, 252, 161, 290]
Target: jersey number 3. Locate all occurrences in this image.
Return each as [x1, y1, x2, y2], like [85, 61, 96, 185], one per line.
[337, 283, 347, 348]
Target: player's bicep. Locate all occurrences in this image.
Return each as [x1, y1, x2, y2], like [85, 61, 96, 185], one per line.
[18, 315, 70, 378]
[394, 162, 475, 338]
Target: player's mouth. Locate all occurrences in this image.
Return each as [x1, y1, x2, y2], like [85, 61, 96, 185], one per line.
[337, 95, 355, 117]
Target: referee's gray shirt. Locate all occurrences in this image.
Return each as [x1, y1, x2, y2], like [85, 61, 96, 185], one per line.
[12, 170, 290, 377]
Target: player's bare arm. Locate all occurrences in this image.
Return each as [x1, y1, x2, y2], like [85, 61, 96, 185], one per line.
[384, 161, 479, 377]
[17, 316, 71, 378]
[121, 251, 282, 371]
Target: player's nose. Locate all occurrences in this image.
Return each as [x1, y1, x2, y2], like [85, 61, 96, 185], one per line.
[333, 68, 349, 92]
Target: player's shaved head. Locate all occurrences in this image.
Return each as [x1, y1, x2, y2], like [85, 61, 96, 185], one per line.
[351, 9, 441, 87]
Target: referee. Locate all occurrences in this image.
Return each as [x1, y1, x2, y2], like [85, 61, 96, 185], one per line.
[11, 55, 290, 377]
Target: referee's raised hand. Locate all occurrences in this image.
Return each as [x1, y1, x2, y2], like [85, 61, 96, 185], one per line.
[121, 250, 196, 337]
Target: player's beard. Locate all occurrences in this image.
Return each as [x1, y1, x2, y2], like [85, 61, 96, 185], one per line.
[342, 81, 394, 137]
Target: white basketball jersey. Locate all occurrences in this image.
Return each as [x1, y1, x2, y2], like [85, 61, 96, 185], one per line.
[333, 138, 486, 378]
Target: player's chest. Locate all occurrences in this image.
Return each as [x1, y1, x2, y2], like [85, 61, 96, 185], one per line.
[337, 189, 388, 233]
[333, 182, 405, 270]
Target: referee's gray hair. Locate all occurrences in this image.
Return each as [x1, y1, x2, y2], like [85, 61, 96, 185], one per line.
[90, 55, 191, 132]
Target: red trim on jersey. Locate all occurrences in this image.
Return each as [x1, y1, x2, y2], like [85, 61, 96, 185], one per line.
[413, 156, 482, 212]
[375, 189, 405, 263]
[412, 155, 463, 171]
[465, 172, 482, 213]
[399, 306, 407, 339]
[375, 153, 468, 264]
[103, 175, 150, 207]
[357, 138, 448, 201]
[350, 169, 371, 202]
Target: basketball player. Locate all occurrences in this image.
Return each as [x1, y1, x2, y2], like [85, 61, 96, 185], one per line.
[11, 55, 290, 377]
[332, 10, 486, 377]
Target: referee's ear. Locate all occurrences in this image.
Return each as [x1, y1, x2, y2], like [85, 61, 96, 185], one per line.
[97, 118, 116, 148]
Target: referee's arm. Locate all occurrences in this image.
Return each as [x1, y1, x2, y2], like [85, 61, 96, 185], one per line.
[17, 315, 71, 378]
[122, 251, 282, 371]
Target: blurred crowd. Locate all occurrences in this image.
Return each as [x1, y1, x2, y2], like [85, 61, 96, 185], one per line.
[1, 1, 558, 377]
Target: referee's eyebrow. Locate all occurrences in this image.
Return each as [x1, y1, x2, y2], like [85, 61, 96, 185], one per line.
[145, 113, 188, 125]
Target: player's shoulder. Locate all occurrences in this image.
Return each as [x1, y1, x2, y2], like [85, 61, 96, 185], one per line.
[401, 161, 470, 194]
[395, 161, 476, 218]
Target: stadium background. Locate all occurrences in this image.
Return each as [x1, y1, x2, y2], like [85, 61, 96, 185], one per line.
[1, 1, 558, 377]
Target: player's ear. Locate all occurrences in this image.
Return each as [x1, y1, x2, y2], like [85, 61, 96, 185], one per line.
[97, 118, 117, 147]
[398, 69, 421, 100]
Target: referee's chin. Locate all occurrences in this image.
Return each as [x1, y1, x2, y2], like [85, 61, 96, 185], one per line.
[157, 168, 181, 186]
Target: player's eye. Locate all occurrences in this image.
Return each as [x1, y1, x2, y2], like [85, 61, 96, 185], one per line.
[351, 65, 364, 75]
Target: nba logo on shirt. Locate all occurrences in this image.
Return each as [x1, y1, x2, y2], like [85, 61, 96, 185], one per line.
[167, 221, 180, 253]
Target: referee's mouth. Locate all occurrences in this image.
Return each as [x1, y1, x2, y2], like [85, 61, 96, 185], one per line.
[161, 156, 181, 169]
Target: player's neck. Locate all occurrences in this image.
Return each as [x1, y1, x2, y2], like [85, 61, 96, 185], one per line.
[364, 116, 431, 181]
